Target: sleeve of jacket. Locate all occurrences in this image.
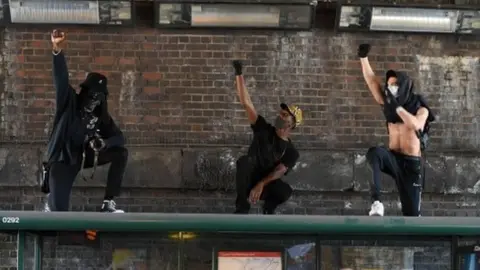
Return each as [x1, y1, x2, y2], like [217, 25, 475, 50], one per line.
[100, 115, 126, 149]
[52, 50, 75, 111]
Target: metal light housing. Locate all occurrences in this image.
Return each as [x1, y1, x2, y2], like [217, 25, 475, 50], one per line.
[370, 7, 458, 33]
[336, 2, 480, 34]
[7, 0, 134, 25]
[154, 1, 314, 30]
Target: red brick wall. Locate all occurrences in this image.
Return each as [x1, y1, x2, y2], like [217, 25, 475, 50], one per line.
[0, 1, 478, 204]
[0, 1, 479, 267]
[3, 23, 479, 151]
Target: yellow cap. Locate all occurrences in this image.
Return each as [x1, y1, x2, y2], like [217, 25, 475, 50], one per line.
[281, 103, 303, 128]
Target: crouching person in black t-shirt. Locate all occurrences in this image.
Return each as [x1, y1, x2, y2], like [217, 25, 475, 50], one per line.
[231, 60, 303, 215]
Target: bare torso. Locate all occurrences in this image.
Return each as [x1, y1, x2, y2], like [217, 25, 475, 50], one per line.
[387, 123, 421, 157]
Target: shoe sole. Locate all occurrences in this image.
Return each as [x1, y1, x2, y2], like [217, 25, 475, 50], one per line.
[100, 210, 125, 213]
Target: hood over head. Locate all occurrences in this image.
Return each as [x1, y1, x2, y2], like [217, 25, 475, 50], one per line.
[80, 72, 108, 95]
[382, 70, 436, 127]
[385, 70, 414, 106]
[78, 72, 109, 120]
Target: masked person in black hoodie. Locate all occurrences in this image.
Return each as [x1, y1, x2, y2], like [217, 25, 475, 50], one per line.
[358, 44, 435, 217]
[232, 60, 303, 215]
[42, 30, 128, 213]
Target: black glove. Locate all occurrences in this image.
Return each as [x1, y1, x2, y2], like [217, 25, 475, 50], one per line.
[357, 44, 371, 58]
[385, 88, 400, 109]
[232, 60, 242, 76]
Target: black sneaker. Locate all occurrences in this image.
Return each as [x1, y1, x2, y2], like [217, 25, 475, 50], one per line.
[100, 200, 124, 213]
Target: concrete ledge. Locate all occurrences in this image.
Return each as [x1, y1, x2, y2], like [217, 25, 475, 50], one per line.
[75, 149, 183, 188]
[182, 148, 243, 191]
[0, 146, 479, 195]
[286, 151, 353, 191]
[0, 148, 41, 187]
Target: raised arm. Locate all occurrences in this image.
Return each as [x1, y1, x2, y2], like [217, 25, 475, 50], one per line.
[358, 44, 384, 105]
[232, 60, 258, 125]
[51, 30, 74, 111]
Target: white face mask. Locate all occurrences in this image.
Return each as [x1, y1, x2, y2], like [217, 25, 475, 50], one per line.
[388, 85, 399, 96]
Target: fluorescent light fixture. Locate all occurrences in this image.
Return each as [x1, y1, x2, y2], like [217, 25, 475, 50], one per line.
[336, 3, 480, 34]
[155, 2, 313, 30]
[370, 7, 458, 33]
[191, 4, 281, 28]
[8, 0, 134, 25]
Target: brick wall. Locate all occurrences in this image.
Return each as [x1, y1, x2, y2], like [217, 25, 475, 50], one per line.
[4, 20, 480, 150]
[0, 0, 478, 213]
[2, 1, 480, 150]
[0, 0, 479, 267]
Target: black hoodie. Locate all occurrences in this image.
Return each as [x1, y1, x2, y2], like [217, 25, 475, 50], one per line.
[46, 51, 125, 165]
[382, 70, 435, 125]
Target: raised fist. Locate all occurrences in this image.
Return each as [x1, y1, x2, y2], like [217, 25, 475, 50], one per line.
[232, 60, 243, 76]
[51, 29, 65, 46]
[357, 43, 371, 58]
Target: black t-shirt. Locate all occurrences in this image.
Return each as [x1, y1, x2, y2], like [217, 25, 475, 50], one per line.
[247, 115, 299, 178]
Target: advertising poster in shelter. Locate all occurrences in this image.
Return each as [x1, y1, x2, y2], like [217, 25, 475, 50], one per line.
[217, 251, 282, 270]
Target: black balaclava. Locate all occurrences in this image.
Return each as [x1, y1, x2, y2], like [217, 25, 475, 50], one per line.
[383, 70, 414, 123]
[78, 72, 109, 132]
[79, 72, 108, 115]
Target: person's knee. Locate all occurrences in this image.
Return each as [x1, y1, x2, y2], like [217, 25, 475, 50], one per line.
[366, 146, 386, 165]
[236, 155, 250, 169]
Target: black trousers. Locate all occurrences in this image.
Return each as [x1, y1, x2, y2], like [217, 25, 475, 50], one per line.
[235, 156, 293, 214]
[48, 146, 128, 211]
[366, 146, 422, 216]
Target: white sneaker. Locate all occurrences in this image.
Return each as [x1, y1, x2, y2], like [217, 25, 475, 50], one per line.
[100, 200, 125, 213]
[43, 201, 51, 212]
[369, 200, 384, 216]
[43, 194, 51, 212]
